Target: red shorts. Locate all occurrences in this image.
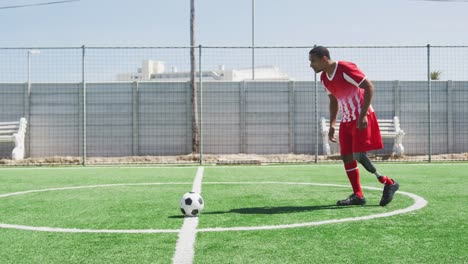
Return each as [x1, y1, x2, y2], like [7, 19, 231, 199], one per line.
[338, 112, 383, 155]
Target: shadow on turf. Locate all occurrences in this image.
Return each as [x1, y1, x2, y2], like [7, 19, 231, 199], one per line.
[203, 205, 345, 215]
[168, 215, 187, 219]
[168, 204, 379, 218]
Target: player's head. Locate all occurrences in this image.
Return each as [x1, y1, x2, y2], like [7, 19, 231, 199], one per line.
[309, 46, 331, 73]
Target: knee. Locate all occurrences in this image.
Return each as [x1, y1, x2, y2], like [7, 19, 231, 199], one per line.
[341, 154, 354, 164]
[353, 152, 364, 163]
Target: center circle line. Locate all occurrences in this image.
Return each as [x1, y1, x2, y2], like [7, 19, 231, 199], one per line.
[0, 182, 428, 233]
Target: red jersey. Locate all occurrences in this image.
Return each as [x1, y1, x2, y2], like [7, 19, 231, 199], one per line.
[320, 61, 374, 123]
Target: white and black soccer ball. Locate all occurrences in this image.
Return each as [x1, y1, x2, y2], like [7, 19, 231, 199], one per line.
[180, 192, 204, 217]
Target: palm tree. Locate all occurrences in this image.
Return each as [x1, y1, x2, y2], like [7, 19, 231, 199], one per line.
[430, 71, 442, 80]
[190, 0, 200, 154]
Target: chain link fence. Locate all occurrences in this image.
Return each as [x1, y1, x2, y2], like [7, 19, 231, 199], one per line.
[0, 45, 466, 165]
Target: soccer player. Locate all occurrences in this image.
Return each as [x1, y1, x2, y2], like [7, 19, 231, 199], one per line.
[309, 46, 399, 206]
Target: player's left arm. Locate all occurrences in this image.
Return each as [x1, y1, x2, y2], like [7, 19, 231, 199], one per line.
[357, 79, 374, 129]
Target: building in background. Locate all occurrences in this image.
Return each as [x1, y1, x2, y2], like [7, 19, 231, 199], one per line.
[117, 60, 290, 81]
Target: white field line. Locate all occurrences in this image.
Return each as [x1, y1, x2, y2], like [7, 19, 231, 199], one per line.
[172, 167, 204, 264]
[0, 224, 180, 233]
[197, 183, 428, 232]
[0, 181, 427, 234]
[0, 182, 192, 198]
[0, 182, 192, 233]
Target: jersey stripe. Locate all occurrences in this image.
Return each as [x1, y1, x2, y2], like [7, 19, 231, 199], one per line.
[343, 72, 359, 87]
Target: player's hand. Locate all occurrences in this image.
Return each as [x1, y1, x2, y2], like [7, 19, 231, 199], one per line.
[357, 115, 368, 129]
[328, 127, 337, 142]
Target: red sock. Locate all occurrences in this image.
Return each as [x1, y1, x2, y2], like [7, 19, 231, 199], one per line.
[378, 176, 394, 185]
[344, 161, 363, 198]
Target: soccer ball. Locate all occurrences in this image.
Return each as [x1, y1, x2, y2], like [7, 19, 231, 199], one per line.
[180, 192, 204, 217]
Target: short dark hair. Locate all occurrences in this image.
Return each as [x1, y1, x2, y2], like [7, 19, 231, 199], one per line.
[309, 46, 330, 59]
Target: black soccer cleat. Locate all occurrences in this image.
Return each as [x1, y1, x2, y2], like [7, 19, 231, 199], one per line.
[380, 180, 399, 206]
[337, 194, 366, 206]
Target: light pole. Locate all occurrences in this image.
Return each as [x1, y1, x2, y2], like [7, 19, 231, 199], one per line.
[252, 0, 255, 80]
[26, 49, 40, 157]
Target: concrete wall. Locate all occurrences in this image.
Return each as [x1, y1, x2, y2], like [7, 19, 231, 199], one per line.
[0, 80, 467, 158]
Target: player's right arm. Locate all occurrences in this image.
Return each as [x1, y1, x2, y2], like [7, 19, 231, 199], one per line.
[328, 94, 339, 142]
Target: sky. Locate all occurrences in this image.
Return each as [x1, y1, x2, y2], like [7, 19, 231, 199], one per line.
[0, 0, 467, 47]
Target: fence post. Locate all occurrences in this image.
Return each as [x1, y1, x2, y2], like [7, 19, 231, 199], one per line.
[132, 81, 139, 156]
[393, 80, 401, 118]
[186, 81, 192, 154]
[447, 80, 453, 154]
[78, 70, 83, 163]
[427, 44, 432, 163]
[25, 50, 35, 158]
[82, 45, 87, 166]
[23, 82, 30, 157]
[288, 81, 295, 153]
[198, 45, 203, 165]
[314, 50, 319, 163]
[240, 81, 246, 153]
